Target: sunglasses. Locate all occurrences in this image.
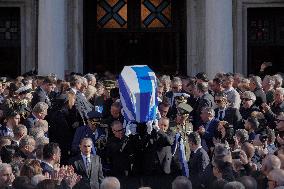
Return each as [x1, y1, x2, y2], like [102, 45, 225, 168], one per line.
[83, 145, 92, 147]
[242, 98, 251, 101]
[215, 99, 222, 103]
[275, 119, 284, 123]
[89, 119, 100, 125]
[113, 128, 125, 132]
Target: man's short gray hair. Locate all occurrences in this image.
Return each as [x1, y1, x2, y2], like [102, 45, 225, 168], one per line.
[269, 169, 284, 186]
[274, 74, 283, 86]
[250, 76, 262, 89]
[70, 75, 84, 87]
[19, 135, 35, 149]
[172, 176, 192, 189]
[160, 75, 171, 83]
[235, 129, 249, 144]
[84, 73, 96, 82]
[172, 77, 182, 85]
[276, 87, 284, 96]
[197, 82, 209, 93]
[101, 177, 120, 189]
[13, 124, 27, 136]
[32, 102, 48, 114]
[0, 163, 12, 173]
[201, 107, 215, 117]
[263, 75, 275, 86]
[224, 181, 245, 189]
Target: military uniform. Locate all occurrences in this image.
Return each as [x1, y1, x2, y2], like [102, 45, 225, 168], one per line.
[170, 103, 193, 176]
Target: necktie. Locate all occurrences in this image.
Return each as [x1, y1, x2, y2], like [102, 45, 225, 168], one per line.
[219, 110, 224, 120]
[85, 157, 91, 175]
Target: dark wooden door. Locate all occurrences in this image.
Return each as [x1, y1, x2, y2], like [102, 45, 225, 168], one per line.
[84, 0, 186, 75]
[247, 8, 284, 75]
[0, 7, 21, 78]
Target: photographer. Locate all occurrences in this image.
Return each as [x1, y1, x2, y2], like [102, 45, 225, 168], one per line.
[72, 110, 108, 156]
[214, 92, 242, 130]
[244, 117, 259, 141]
[214, 121, 234, 147]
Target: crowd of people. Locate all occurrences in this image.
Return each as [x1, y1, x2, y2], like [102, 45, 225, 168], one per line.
[0, 67, 283, 189]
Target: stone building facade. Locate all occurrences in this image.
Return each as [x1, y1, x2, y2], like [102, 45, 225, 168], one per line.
[0, 0, 283, 79]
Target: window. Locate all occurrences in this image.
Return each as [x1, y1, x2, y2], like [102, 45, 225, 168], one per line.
[141, 0, 171, 28]
[97, 0, 127, 28]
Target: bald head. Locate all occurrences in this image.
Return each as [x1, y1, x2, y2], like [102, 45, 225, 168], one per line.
[262, 155, 281, 175]
[241, 142, 255, 160]
[101, 177, 120, 189]
[268, 169, 284, 186]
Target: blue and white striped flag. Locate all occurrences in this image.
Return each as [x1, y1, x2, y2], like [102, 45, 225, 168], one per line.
[118, 65, 158, 123]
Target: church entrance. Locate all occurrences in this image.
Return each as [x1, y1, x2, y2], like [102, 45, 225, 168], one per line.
[0, 7, 21, 78]
[84, 0, 187, 75]
[247, 7, 284, 75]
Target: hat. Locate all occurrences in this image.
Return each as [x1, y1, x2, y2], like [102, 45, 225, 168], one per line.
[177, 103, 193, 115]
[86, 110, 102, 120]
[195, 72, 209, 82]
[242, 91, 256, 101]
[15, 86, 32, 95]
[175, 95, 188, 104]
[104, 80, 116, 90]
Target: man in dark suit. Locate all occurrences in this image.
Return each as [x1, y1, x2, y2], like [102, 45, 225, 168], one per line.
[70, 137, 104, 189]
[157, 117, 175, 175]
[31, 76, 56, 108]
[69, 75, 94, 124]
[214, 92, 242, 130]
[24, 102, 48, 130]
[188, 132, 210, 189]
[193, 82, 215, 128]
[40, 142, 61, 175]
[198, 107, 219, 153]
[72, 111, 107, 156]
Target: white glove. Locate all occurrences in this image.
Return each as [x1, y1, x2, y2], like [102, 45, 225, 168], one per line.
[146, 121, 153, 134]
[153, 119, 160, 131]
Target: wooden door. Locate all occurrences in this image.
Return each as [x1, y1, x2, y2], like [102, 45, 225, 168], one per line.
[247, 8, 284, 75]
[0, 7, 21, 78]
[84, 0, 186, 75]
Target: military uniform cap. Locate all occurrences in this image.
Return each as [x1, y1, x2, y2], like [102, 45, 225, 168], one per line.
[87, 110, 102, 120]
[104, 80, 116, 90]
[175, 95, 188, 104]
[177, 103, 193, 115]
[15, 86, 32, 95]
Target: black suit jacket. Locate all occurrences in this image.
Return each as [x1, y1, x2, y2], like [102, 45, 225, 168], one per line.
[214, 107, 242, 130]
[156, 130, 175, 174]
[31, 87, 51, 108]
[40, 161, 54, 175]
[24, 114, 37, 131]
[70, 154, 104, 189]
[194, 93, 215, 125]
[188, 147, 210, 188]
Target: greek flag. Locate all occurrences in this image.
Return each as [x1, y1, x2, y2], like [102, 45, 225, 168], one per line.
[118, 65, 158, 123]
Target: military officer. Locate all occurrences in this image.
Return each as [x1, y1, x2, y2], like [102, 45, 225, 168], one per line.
[171, 102, 193, 176]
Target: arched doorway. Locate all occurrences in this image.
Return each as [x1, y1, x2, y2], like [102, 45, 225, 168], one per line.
[84, 0, 187, 75]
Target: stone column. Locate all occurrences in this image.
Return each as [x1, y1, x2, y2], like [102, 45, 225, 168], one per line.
[186, 0, 206, 77]
[205, 0, 233, 79]
[38, 0, 66, 79]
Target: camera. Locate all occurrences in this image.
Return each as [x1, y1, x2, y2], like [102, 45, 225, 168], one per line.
[231, 150, 241, 159]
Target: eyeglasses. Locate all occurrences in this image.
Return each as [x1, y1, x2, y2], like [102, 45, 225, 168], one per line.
[275, 119, 284, 123]
[242, 98, 251, 101]
[214, 99, 222, 103]
[113, 128, 125, 132]
[83, 145, 91, 148]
